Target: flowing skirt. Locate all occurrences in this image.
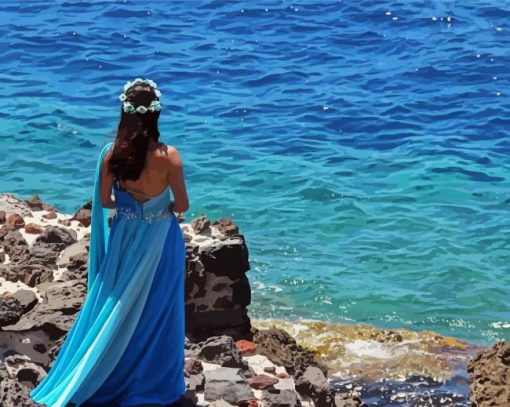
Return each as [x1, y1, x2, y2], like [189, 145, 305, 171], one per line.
[30, 210, 187, 406]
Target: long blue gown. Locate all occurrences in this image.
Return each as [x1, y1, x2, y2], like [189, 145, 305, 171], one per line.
[29, 142, 187, 406]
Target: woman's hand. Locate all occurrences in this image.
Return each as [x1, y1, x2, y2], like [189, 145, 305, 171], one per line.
[168, 200, 176, 213]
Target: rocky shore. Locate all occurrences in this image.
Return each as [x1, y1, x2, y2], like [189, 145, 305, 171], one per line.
[0, 192, 508, 406]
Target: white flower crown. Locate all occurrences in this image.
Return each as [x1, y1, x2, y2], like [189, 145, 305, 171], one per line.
[118, 78, 162, 114]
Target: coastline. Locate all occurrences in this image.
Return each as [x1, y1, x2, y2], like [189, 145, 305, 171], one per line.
[0, 192, 507, 406]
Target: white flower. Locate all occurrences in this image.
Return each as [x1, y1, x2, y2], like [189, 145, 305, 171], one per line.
[154, 89, 161, 97]
[133, 78, 144, 84]
[123, 102, 135, 113]
[149, 100, 161, 112]
[146, 79, 157, 88]
[136, 105, 148, 114]
[118, 93, 127, 101]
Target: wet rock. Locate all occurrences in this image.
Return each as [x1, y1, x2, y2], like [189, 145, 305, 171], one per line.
[203, 367, 255, 405]
[25, 195, 43, 211]
[260, 388, 302, 407]
[0, 193, 33, 218]
[334, 394, 365, 407]
[370, 329, 403, 343]
[252, 327, 328, 377]
[468, 340, 510, 406]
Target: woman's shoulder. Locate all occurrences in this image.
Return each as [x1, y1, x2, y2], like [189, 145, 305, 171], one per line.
[153, 142, 180, 160]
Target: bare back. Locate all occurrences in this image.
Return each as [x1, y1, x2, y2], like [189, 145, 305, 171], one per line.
[117, 142, 170, 200]
[101, 140, 189, 212]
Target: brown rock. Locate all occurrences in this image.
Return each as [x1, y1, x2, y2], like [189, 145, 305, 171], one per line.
[6, 214, 24, 230]
[252, 327, 327, 377]
[191, 214, 211, 234]
[42, 210, 57, 220]
[24, 223, 44, 234]
[0, 210, 5, 224]
[72, 208, 91, 227]
[42, 203, 55, 211]
[236, 339, 257, 356]
[58, 218, 72, 226]
[213, 217, 239, 236]
[25, 194, 43, 211]
[246, 374, 279, 390]
[468, 340, 510, 407]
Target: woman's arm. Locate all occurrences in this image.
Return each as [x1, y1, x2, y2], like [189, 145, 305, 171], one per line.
[100, 150, 116, 208]
[166, 147, 189, 213]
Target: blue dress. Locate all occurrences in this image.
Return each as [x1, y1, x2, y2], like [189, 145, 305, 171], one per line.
[29, 142, 187, 406]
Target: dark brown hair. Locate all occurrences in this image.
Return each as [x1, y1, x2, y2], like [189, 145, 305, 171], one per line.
[108, 83, 161, 182]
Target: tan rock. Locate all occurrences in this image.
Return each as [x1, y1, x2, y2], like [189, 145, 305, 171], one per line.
[25, 223, 44, 234]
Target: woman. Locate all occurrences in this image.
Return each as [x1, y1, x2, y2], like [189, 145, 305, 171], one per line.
[29, 78, 190, 406]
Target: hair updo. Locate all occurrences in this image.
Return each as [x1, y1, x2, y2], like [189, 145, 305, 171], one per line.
[108, 83, 161, 182]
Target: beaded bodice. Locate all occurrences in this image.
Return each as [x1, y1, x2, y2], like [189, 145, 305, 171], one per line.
[112, 180, 174, 223]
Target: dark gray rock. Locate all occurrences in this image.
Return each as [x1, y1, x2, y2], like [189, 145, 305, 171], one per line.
[203, 367, 254, 405]
[200, 235, 250, 279]
[261, 388, 303, 407]
[2, 278, 86, 342]
[0, 290, 38, 327]
[0, 263, 54, 287]
[295, 366, 335, 407]
[253, 327, 328, 377]
[0, 228, 29, 264]
[33, 225, 77, 253]
[195, 335, 247, 369]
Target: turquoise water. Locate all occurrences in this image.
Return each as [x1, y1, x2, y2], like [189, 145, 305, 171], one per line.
[1, 1, 509, 345]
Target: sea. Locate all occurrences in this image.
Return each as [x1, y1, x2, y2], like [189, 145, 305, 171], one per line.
[1, 0, 509, 357]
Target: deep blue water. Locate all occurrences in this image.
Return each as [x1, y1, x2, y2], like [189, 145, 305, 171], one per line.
[1, 1, 509, 345]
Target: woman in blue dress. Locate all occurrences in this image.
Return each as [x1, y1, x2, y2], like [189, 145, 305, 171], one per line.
[29, 78, 190, 406]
